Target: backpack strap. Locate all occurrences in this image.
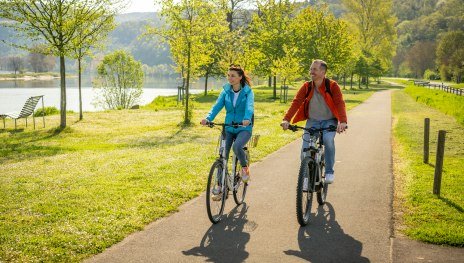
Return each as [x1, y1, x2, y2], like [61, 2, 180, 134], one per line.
[325, 78, 333, 97]
[305, 78, 333, 98]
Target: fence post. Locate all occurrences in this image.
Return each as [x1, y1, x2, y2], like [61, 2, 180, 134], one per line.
[424, 118, 430, 163]
[433, 130, 446, 196]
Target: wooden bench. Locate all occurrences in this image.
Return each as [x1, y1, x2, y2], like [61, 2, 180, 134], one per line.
[0, 95, 45, 130]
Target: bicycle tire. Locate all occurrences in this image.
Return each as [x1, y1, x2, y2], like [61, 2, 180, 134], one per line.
[206, 160, 226, 224]
[317, 154, 328, 205]
[296, 156, 315, 226]
[233, 152, 248, 205]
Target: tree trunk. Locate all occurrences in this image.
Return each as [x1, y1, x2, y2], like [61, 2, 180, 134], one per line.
[204, 70, 209, 96]
[268, 76, 272, 88]
[343, 73, 346, 89]
[60, 55, 66, 128]
[366, 75, 369, 89]
[78, 55, 83, 120]
[350, 73, 353, 89]
[273, 75, 277, 99]
[185, 42, 191, 124]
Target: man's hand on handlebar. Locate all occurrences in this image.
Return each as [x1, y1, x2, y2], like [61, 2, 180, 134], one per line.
[281, 120, 290, 130]
[337, 122, 348, 133]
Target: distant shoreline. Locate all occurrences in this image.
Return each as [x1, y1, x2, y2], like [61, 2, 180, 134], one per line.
[0, 75, 61, 81]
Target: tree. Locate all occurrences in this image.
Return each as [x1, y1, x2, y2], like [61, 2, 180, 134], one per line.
[405, 41, 436, 78]
[28, 49, 56, 73]
[342, 0, 397, 73]
[290, 6, 354, 77]
[93, 50, 144, 110]
[248, 0, 295, 99]
[150, 0, 228, 124]
[0, 0, 123, 128]
[70, 2, 117, 120]
[7, 56, 24, 76]
[436, 30, 464, 83]
[272, 45, 300, 87]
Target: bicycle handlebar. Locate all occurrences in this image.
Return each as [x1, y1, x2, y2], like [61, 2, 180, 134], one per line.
[201, 121, 246, 128]
[288, 124, 338, 133]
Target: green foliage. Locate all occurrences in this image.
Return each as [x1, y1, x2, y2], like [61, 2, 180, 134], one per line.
[392, 89, 464, 246]
[290, 5, 354, 76]
[423, 69, 440, 80]
[34, 106, 59, 117]
[342, 0, 397, 70]
[93, 50, 144, 109]
[436, 31, 464, 83]
[404, 85, 464, 126]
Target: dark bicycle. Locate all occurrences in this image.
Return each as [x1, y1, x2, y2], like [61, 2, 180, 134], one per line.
[288, 124, 337, 226]
[203, 122, 250, 224]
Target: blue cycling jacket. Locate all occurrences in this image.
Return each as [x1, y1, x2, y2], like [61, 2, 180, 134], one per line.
[205, 83, 254, 133]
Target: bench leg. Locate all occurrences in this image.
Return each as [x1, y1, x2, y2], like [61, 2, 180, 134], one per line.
[33, 116, 36, 130]
[26, 117, 28, 128]
[14, 119, 17, 130]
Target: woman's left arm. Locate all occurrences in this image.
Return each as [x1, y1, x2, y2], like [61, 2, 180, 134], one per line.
[243, 90, 254, 125]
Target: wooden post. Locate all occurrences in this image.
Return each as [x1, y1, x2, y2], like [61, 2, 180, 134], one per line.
[433, 130, 446, 196]
[424, 118, 430, 163]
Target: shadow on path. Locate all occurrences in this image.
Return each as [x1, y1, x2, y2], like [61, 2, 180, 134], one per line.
[182, 204, 251, 263]
[284, 203, 370, 263]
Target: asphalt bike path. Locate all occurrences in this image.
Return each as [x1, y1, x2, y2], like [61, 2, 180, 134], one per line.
[87, 89, 463, 262]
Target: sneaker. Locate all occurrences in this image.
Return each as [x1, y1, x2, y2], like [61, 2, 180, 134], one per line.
[211, 186, 222, 201]
[241, 167, 250, 183]
[302, 177, 308, 192]
[325, 173, 335, 184]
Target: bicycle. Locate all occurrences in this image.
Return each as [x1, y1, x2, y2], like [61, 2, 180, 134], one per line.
[203, 122, 251, 224]
[288, 124, 338, 226]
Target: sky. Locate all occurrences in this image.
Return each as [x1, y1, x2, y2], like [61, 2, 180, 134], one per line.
[121, 0, 158, 13]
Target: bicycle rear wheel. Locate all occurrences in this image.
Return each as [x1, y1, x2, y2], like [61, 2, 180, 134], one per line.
[317, 155, 328, 205]
[233, 153, 248, 205]
[206, 160, 226, 224]
[296, 157, 315, 226]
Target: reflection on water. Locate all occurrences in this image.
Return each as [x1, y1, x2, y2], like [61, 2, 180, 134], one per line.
[0, 77, 223, 112]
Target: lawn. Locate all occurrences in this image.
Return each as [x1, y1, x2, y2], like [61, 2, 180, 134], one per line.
[0, 83, 375, 262]
[392, 88, 464, 246]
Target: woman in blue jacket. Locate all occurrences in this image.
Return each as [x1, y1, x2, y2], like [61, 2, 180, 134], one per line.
[201, 65, 255, 188]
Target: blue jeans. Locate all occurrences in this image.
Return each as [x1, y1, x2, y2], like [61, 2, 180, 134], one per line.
[225, 131, 251, 167]
[301, 118, 337, 174]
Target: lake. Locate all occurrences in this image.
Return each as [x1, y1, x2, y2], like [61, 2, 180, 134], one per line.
[0, 76, 223, 113]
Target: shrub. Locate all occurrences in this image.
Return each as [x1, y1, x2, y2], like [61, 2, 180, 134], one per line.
[34, 106, 59, 117]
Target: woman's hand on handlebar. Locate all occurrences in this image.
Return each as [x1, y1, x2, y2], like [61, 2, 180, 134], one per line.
[242, 120, 251, 126]
[200, 119, 209, 126]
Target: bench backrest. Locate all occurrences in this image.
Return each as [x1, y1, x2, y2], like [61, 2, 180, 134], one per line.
[19, 96, 43, 118]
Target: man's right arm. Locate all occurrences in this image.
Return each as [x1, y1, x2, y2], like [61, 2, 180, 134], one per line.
[282, 82, 309, 123]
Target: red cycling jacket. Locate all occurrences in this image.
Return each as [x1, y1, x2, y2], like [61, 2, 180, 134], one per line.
[283, 78, 347, 124]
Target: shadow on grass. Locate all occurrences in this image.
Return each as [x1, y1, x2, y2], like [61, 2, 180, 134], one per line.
[0, 126, 72, 163]
[439, 196, 464, 213]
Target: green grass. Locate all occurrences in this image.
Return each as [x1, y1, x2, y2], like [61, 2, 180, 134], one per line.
[0, 84, 375, 262]
[404, 85, 464, 126]
[392, 89, 464, 246]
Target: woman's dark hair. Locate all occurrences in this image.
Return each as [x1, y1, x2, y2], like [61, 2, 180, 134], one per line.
[229, 64, 252, 87]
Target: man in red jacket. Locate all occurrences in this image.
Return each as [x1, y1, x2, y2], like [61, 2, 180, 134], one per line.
[281, 59, 348, 184]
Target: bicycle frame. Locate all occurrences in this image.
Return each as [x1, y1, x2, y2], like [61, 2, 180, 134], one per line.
[290, 125, 336, 192]
[217, 126, 237, 192]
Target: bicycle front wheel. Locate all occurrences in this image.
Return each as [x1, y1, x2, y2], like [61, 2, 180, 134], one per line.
[233, 154, 248, 205]
[206, 160, 226, 224]
[317, 155, 328, 205]
[296, 156, 315, 226]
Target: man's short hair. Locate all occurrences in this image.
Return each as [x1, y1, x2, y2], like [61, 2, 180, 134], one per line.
[313, 59, 328, 72]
